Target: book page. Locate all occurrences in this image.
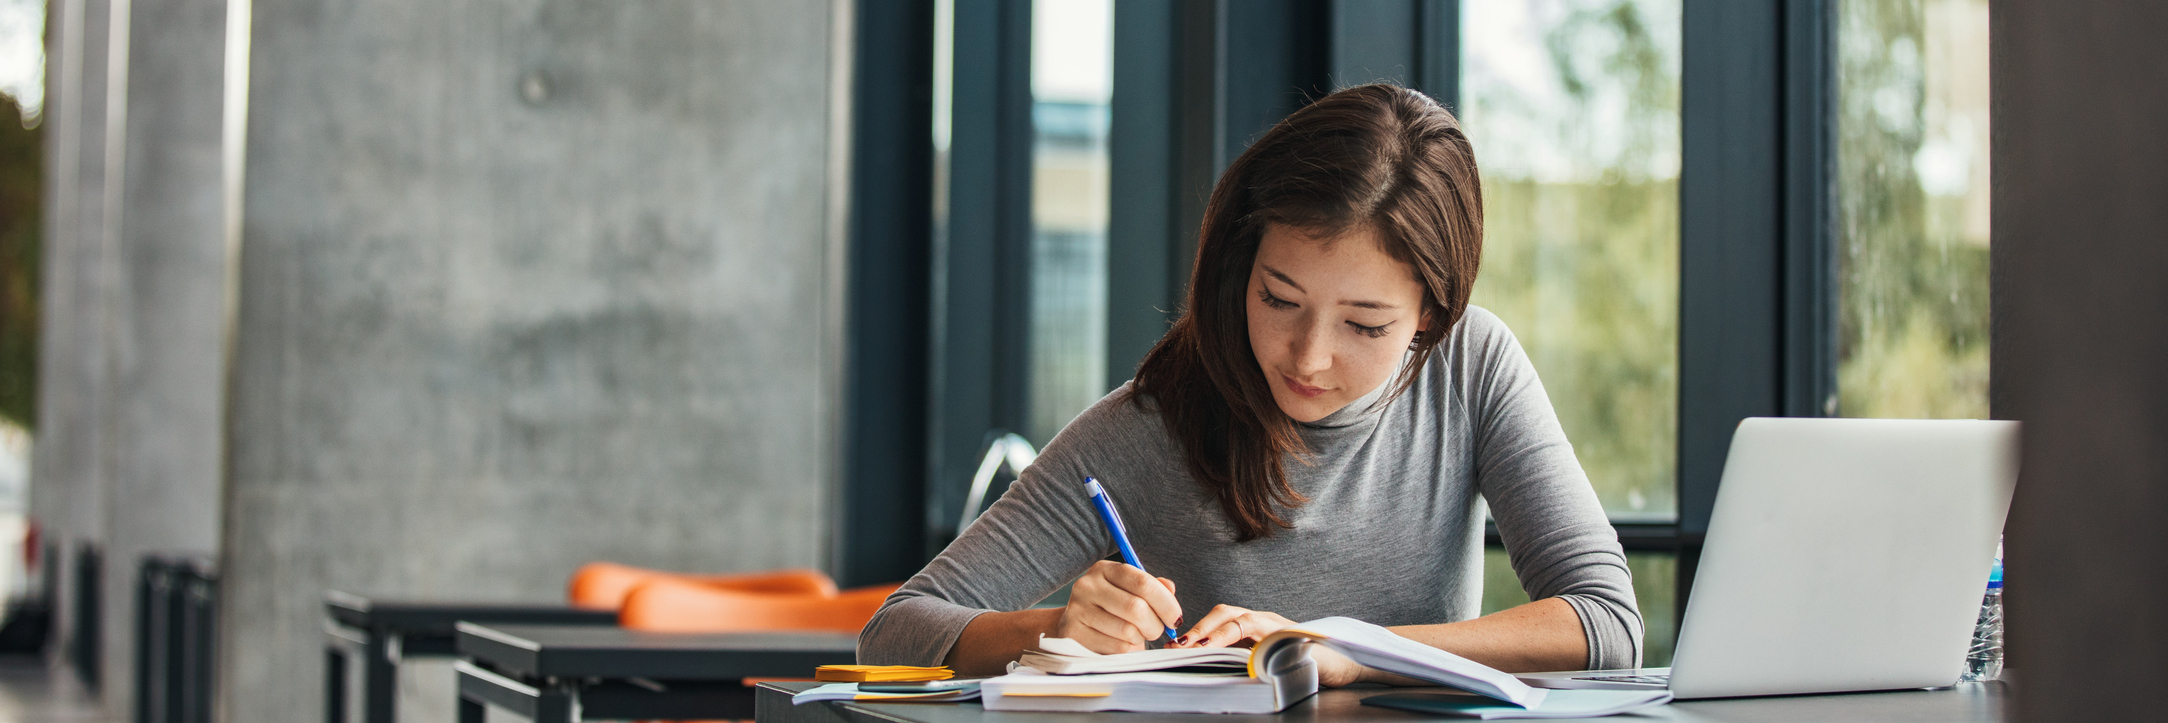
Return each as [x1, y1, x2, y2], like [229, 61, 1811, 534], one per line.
[1252, 617, 1544, 708]
[1024, 635, 1251, 674]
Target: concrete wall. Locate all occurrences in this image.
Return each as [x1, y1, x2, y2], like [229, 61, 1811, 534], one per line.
[98, 0, 232, 712]
[218, 1, 845, 720]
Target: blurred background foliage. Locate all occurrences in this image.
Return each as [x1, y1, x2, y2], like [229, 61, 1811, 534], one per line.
[1463, 0, 1681, 522]
[0, 96, 33, 431]
[1835, 0, 1990, 420]
[1464, 0, 1993, 513]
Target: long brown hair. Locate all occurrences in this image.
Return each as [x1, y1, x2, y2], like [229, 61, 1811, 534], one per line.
[1129, 84, 1484, 541]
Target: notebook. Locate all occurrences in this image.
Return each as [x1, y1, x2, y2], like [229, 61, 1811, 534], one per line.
[982, 617, 1548, 714]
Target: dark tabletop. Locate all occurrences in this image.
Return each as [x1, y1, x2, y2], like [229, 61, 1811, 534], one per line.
[757, 680, 2008, 723]
[458, 623, 860, 680]
[324, 590, 618, 633]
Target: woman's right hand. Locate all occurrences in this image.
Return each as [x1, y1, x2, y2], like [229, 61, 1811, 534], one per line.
[1054, 560, 1183, 653]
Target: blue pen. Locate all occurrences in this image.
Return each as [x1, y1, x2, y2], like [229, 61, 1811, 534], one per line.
[1085, 477, 1180, 642]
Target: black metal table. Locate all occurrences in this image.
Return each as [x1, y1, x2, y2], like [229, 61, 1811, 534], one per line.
[323, 592, 619, 723]
[456, 623, 860, 723]
[755, 679, 2009, 723]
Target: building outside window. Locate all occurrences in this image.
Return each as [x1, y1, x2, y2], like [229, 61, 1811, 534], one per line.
[1027, 0, 1116, 446]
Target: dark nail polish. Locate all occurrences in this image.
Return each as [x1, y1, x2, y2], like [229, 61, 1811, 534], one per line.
[1176, 635, 1189, 645]
[1176, 617, 1185, 626]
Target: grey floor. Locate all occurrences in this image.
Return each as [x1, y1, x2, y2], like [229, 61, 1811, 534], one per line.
[0, 656, 113, 723]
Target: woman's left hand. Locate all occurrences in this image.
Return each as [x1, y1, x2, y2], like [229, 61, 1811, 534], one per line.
[1175, 604, 1295, 648]
[1172, 604, 1368, 687]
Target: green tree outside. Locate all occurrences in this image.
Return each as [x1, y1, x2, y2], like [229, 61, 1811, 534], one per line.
[1836, 0, 1991, 420]
[1464, 0, 1681, 521]
[0, 96, 35, 431]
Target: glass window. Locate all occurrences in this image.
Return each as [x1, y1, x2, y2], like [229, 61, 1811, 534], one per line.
[1026, 0, 1115, 445]
[1483, 548, 1678, 666]
[1835, 0, 1990, 419]
[1460, 0, 1683, 522]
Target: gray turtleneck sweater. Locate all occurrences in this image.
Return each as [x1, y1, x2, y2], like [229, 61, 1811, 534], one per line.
[857, 306, 1643, 671]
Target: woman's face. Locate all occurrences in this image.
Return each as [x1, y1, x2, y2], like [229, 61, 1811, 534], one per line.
[1246, 223, 1431, 423]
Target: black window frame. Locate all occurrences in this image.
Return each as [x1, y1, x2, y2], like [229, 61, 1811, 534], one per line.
[921, 0, 1038, 559]
[834, 0, 937, 587]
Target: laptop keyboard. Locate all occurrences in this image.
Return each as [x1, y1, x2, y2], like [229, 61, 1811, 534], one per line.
[1571, 674, 1671, 685]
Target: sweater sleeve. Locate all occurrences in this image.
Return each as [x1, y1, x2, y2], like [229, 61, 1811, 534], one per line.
[855, 391, 1131, 665]
[1458, 309, 1645, 670]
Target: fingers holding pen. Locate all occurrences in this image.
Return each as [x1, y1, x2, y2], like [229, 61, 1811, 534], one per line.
[1073, 601, 1151, 651]
[1094, 561, 1183, 636]
[1100, 562, 1183, 630]
[1060, 561, 1183, 652]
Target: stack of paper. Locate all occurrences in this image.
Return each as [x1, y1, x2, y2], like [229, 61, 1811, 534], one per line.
[1019, 635, 1251, 674]
[984, 632, 1319, 714]
[813, 665, 954, 682]
[983, 668, 1310, 714]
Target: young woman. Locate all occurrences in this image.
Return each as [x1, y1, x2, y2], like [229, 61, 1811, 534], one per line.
[858, 84, 1640, 686]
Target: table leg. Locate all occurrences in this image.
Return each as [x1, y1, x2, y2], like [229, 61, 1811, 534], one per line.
[457, 696, 485, 723]
[323, 645, 347, 723]
[363, 631, 397, 723]
[536, 686, 575, 723]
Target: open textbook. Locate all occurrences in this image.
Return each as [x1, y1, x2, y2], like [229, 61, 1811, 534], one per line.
[985, 617, 1551, 714]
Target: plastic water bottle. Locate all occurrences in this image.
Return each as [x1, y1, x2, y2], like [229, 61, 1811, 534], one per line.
[1959, 551, 2003, 683]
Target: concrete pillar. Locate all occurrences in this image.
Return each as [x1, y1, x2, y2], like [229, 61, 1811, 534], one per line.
[97, 0, 232, 713]
[28, 0, 74, 658]
[218, 1, 847, 721]
[33, 0, 116, 677]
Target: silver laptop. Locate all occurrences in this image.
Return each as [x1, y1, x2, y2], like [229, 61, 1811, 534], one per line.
[1518, 417, 2017, 699]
